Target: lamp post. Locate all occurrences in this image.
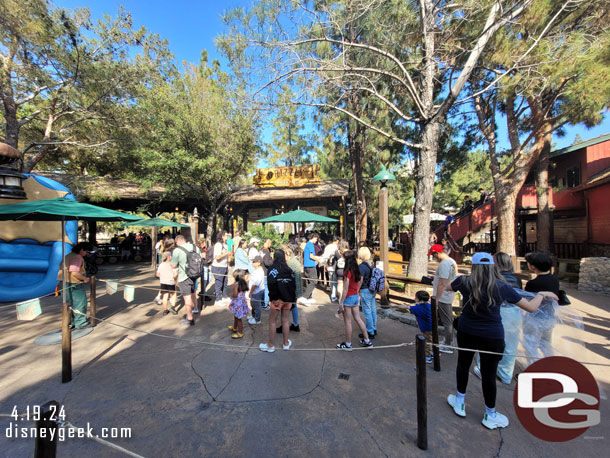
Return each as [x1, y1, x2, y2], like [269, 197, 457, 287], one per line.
[373, 165, 395, 307]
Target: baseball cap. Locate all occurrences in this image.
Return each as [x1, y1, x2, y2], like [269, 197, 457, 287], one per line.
[471, 252, 494, 265]
[252, 255, 263, 264]
[250, 237, 260, 244]
[428, 244, 444, 256]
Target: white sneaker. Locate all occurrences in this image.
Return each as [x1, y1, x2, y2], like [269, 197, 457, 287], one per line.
[192, 308, 200, 314]
[248, 317, 260, 325]
[447, 394, 466, 417]
[222, 297, 231, 304]
[297, 297, 307, 305]
[214, 301, 224, 307]
[439, 345, 454, 354]
[307, 297, 316, 304]
[283, 339, 292, 350]
[473, 365, 482, 380]
[259, 343, 275, 353]
[482, 411, 509, 429]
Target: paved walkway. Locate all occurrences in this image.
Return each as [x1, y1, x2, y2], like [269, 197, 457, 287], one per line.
[0, 263, 608, 457]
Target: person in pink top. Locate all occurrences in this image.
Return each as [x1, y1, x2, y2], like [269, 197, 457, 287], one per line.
[156, 251, 178, 315]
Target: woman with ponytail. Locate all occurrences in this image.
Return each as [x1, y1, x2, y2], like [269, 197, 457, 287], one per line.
[446, 252, 557, 430]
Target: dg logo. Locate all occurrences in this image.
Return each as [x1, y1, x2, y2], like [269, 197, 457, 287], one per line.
[514, 356, 601, 442]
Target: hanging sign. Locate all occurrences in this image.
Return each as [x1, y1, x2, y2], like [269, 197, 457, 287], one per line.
[302, 206, 328, 216]
[123, 285, 135, 303]
[249, 208, 273, 222]
[106, 280, 118, 295]
[253, 165, 321, 188]
[16, 298, 42, 321]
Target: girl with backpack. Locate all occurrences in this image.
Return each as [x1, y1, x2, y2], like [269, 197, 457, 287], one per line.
[357, 246, 377, 339]
[446, 252, 558, 430]
[336, 250, 372, 350]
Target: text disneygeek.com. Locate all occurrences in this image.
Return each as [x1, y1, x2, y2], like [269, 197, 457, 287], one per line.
[5, 422, 132, 441]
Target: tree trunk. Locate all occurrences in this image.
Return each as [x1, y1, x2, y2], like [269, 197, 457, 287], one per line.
[535, 126, 552, 253]
[408, 121, 440, 279]
[494, 183, 518, 256]
[206, 213, 215, 240]
[348, 115, 368, 245]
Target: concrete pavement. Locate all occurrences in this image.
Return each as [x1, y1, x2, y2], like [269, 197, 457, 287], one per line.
[0, 263, 608, 457]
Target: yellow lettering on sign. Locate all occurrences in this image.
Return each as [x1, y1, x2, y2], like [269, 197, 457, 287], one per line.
[253, 165, 321, 187]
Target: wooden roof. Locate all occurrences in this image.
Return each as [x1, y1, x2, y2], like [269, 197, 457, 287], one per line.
[36, 172, 166, 201]
[230, 179, 349, 203]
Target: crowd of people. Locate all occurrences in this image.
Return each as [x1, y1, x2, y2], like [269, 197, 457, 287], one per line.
[151, 230, 381, 351]
[141, 228, 564, 431]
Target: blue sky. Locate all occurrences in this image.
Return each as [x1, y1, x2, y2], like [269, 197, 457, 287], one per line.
[55, 0, 610, 156]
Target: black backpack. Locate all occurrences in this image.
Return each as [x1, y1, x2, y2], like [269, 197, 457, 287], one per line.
[177, 246, 203, 277]
[204, 246, 214, 266]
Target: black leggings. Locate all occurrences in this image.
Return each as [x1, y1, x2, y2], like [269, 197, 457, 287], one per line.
[456, 331, 504, 408]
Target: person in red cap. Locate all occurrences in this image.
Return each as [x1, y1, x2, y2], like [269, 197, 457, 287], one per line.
[429, 243, 457, 353]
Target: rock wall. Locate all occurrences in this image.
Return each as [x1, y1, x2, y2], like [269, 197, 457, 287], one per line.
[579, 257, 610, 296]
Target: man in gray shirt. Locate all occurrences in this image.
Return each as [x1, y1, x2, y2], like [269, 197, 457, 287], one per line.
[171, 235, 200, 327]
[430, 244, 457, 353]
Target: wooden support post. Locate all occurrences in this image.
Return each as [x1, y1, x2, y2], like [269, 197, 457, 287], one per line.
[416, 334, 428, 451]
[379, 185, 390, 307]
[89, 276, 96, 327]
[61, 298, 71, 383]
[34, 401, 60, 458]
[431, 297, 440, 372]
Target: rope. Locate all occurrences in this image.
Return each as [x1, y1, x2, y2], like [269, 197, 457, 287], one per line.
[70, 308, 413, 351]
[61, 421, 144, 458]
[428, 342, 610, 367]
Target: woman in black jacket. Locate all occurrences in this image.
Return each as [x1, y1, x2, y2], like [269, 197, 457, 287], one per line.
[259, 250, 297, 353]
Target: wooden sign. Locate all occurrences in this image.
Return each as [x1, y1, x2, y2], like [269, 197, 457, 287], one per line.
[302, 206, 328, 216]
[248, 208, 273, 222]
[253, 165, 321, 188]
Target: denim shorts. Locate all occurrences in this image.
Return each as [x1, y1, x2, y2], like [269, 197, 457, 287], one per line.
[344, 294, 359, 307]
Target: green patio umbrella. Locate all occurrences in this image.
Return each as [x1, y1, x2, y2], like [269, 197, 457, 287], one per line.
[0, 197, 141, 383]
[0, 197, 143, 222]
[257, 209, 339, 223]
[123, 217, 189, 228]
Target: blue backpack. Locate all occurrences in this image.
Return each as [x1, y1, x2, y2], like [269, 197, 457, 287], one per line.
[368, 267, 386, 293]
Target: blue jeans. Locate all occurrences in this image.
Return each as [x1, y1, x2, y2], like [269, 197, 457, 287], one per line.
[291, 303, 299, 325]
[329, 270, 338, 301]
[264, 276, 269, 307]
[211, 265, 229, 301]
[360, 288, 377, 334]
[476, 304, 523, 384]
[250, 290, 264, 321]
[201, 266, 210, 296]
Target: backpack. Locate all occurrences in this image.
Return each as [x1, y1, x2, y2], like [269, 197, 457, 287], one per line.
[328, 250, 338, 267]
[204, 246, 214, 266]
[368, 266, 386, 293]
[177, 246, 203, 277]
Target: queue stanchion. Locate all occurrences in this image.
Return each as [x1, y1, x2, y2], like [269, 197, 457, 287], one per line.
[90, 276, 97, 327]
[431, 297, 440, 372]
[34, 401, 59, 458]
[415, 334, 428, 450]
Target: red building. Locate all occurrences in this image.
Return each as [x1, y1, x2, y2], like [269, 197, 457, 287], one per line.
[439, 133, 610, 259]
[549, 133, 610, 257]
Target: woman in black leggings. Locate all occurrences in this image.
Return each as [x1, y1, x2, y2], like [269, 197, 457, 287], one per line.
[446, 252, 558, 430]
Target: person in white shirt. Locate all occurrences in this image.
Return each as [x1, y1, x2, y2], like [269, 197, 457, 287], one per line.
[430, 243, 457, 353]
[322, 235, 340, 302]
[212, 231, 231, 306]
[248, 256, 265, 324]
[156, 251, 178, 315]
[248, 238, 260, 261]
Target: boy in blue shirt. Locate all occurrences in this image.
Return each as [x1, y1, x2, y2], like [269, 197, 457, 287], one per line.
[410, 290, 433, 363]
